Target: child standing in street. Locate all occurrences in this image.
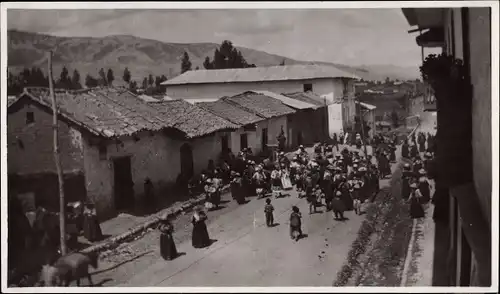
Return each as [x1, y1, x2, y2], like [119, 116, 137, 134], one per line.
[264, 198, 275, 227]
[290, 206, 302, 241]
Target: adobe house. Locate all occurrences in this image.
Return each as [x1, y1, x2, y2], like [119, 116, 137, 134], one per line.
[7, 87, 237, 219]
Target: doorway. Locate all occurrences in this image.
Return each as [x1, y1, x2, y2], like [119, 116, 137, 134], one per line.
[261, 128, 268, 152]
[221, 134, 229, 153]
[240, 133, 248, 150]
[113, 156, 135, 211]
[180, 143, 194, 180]
[297, 131, 303, 146]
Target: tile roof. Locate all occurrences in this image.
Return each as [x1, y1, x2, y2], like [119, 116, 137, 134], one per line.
[281, 92, 326, 107]
[15, 87, 172, 138]
[12, 87, 236, 139]
[197, 99, 265, 126]
[147, 100, 239, 138]
[224, 91, 296, 119]
[250, 90, 316, 110]
[162, 64, 360, 86]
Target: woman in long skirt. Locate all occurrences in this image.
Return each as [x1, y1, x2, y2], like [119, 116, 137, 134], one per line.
[408, 183, 425, 219]
[191, 207, 210, 248]
[82, 203, 103, 242]
[231, 172, 246, 204]
[418, 170, 431, 203]
[159, 215, 178, 260]
[271, 166, 283, 198]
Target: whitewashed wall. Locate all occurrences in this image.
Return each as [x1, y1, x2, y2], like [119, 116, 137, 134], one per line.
[166, 78, 344, 100]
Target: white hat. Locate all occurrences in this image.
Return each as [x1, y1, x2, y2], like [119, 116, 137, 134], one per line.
[336, 191, 342, 196]
[418, 169, 427, 175]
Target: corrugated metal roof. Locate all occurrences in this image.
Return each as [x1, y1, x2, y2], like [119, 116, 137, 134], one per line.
[224, 91, 296, 119]
[282, 92, 326, 107]
[197, 99, 265, 126]
[162, 64, 359, 86]
[251, 90, 315, 110]
[147, 100, 239, 138]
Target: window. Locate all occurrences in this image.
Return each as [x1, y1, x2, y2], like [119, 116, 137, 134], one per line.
[99, 144, 107, 160]
[26, 112, 34, 124]
[303, 83, 313, 92]
[240, 133, 248, 150]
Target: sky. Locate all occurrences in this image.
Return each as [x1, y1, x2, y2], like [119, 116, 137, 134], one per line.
[6, 8, 432, 67]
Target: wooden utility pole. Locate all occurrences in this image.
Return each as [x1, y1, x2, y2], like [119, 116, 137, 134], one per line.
[48, 51, 67, 255]
[357, 97, 369, 157]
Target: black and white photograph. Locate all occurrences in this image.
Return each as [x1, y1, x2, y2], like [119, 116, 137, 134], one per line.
[1, 1, 498, 292]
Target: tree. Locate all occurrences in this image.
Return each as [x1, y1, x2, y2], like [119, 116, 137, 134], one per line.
[123, 67, 131, 84]
[279, 59, 286, 66]
[195, 66, 200, 70]
[155, 76, 162, 87]
[85, 74, 98, 88]
[71, 69, 82, 90]
[142, 77, 149, 89]
[385, 77, 391, 85]
[107, 69, 115, 86]
[98, 68, 107, 86]
[129, 80, 138, 93]
[181, 51, 192, 74]
[57, 66, 71, 89]
[203, 56, 212, 69]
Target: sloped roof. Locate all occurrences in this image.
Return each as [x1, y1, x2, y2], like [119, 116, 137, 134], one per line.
[197, 99, 265, 126]
[224, 91, 296, 119]
[7, 95, 19, 107]
[12, 87, 174, 138]
[282, 92, 326, 107]
[162, 64, 359, 86]
[184, 98, 219, 105]
[10, 87, 236, 139]
[250, 90, 315, 110]
[147, 100, 239, 138]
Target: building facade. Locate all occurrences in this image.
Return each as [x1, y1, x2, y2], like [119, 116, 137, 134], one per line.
[402, 7, 492, 287]
[8, 88, 238, 219]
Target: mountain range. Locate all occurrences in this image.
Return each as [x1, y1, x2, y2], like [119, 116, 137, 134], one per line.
[7, 30, 421, 84]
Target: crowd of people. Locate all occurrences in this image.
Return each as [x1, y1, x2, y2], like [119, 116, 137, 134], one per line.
[401, 131, 436, 219]
[155, 131, 410, 259]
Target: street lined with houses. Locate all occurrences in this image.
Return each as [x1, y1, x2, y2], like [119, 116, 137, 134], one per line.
[6, 6, 493, 290]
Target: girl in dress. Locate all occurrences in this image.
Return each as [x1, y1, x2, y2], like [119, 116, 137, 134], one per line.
[158, 214, 178, 260]
[191, 207, 210, 248]
[289, 206, 302, 241]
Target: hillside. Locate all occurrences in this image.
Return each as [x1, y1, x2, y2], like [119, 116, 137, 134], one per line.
[7, 30, 420, 84]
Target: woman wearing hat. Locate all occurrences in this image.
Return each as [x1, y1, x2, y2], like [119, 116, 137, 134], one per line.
[322, 168, 334, 211]
[408, 182, 425, 218]
[191, 206, 210, 248]
[159, 214, 178, 260]
[271, 165, 283, 198]
[231, 171, 246, 205]
[418, 169, 431, 203]
[82, 202, 103, 242]
[401, 163, 413, 199]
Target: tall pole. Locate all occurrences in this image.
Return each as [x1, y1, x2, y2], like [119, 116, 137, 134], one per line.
[48, 51, 67, 255]
[357, 97, 369, 157]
